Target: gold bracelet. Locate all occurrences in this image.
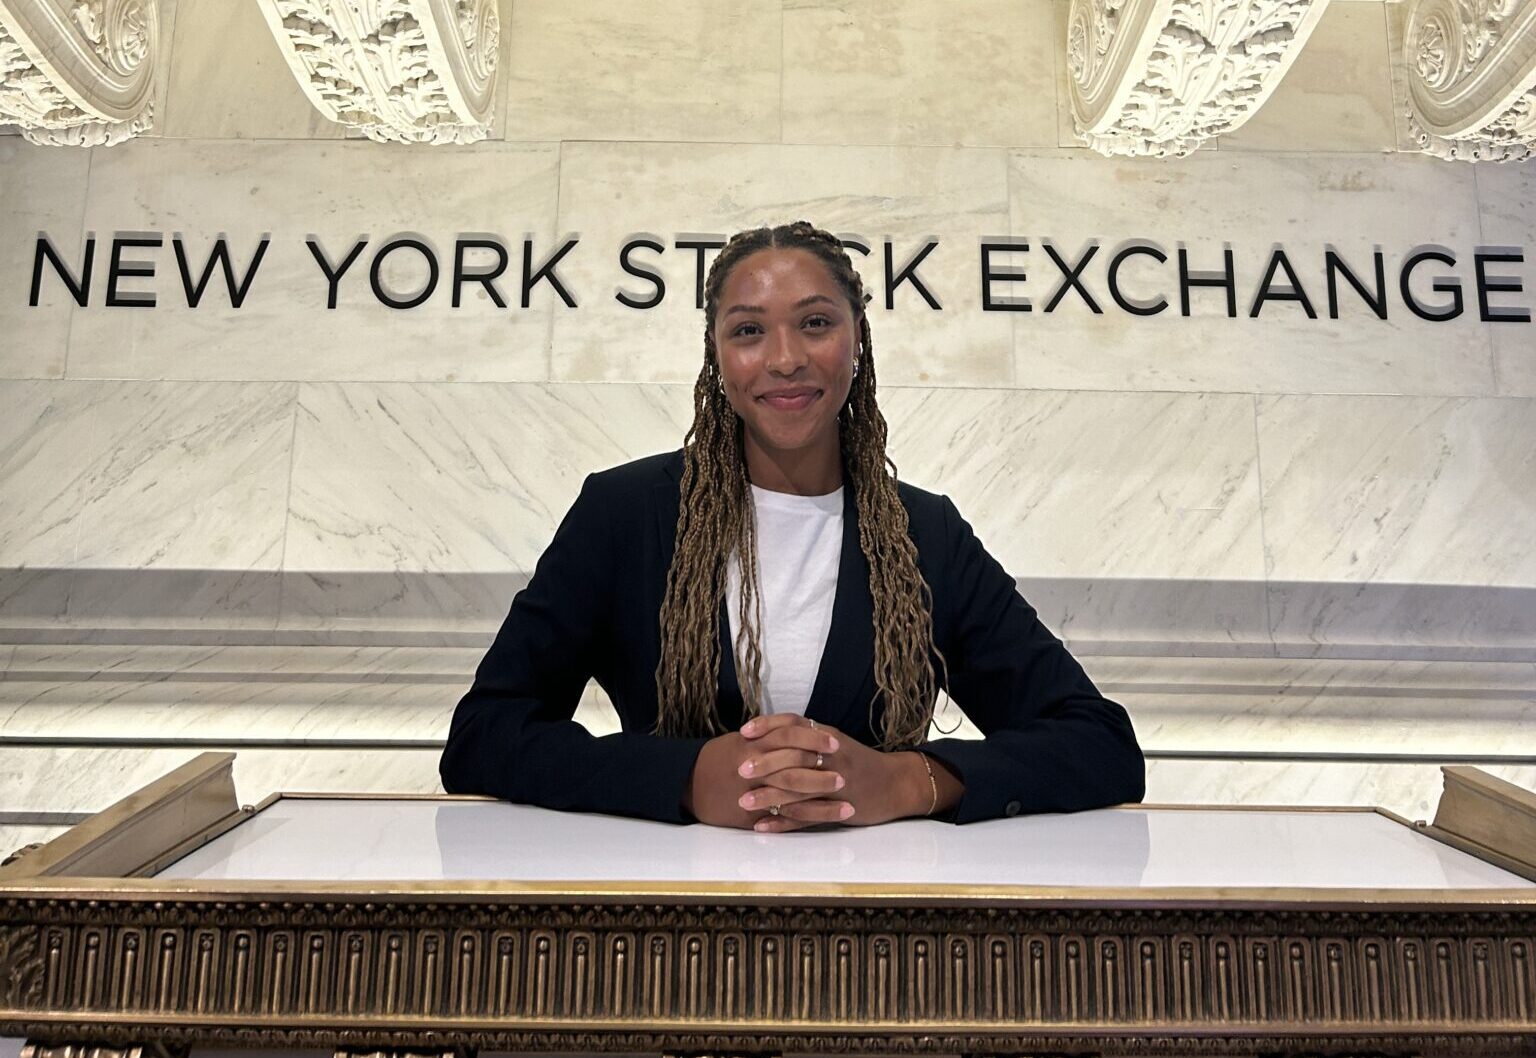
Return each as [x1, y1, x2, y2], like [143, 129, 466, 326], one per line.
[918, 751, 938, 817]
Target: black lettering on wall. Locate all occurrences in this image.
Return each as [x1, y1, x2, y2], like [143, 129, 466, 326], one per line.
[885, 239, 941, 310]
[1249, 247, 1317, 319]
[675, 237, 726, 308]
[1107, 243, 1168, 316]
[837, 235, 872, 257]
[522, 237, 579, 308]
[980, 239, 1030, 312]
[1324, 249, 1387, 320]
[173, 236, 270, 308]
[1474, 250, 1530, 323]
[1042, 242, 1102, 314]
[1400, 248, 1463, 321]
[453, 238, 510, 308]
[616, 237, 666, 309]
[370, 238, 439, 310]
[106, 235, 162, 308]
[1177, 247, 1237, 318]
[29, 235, 94, 307]
[307, 238, 368, 309]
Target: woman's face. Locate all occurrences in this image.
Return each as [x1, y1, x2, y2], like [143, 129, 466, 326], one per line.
[714, 247, 860, 469]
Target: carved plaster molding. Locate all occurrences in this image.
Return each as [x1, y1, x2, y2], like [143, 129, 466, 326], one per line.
[1403, 0, 1536, 161]
[1066, 0, 1334, 157]
[0, 0, 157, 147]
[255, 0, 499, 145]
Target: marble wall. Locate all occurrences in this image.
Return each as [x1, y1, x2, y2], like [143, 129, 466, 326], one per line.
[2, 0, 1534, 820]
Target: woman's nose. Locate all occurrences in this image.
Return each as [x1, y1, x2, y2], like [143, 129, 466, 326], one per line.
[766, 327, 806, 372]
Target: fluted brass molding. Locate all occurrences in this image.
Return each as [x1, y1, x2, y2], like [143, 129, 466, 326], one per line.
[1, 894, 1535, 1056]
[21, 1044, 186, 1058]
[0, 0, 157, 146]
[253, 0, 500, 145]
[1403, 0, 1536, 160]
[1065, 0, 1334, 157]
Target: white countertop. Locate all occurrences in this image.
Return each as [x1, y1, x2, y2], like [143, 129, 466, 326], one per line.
[153, 798, 1534, 890]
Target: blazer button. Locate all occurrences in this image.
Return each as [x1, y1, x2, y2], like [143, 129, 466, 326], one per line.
[1004, 800, 1022, 817]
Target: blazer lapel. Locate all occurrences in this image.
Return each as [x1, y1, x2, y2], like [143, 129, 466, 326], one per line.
[802, 475, 875, 734]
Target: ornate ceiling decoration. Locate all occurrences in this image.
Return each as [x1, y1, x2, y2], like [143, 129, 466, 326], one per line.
[1403, 0, 1536, 160]
[1065, 0, 1335, 157]
[254, 0, 500, 145]
[0, 0, 157, 147]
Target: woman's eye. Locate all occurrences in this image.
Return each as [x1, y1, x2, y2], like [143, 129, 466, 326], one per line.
[803, 315, 833, 329]
[731, 322, 763, 338]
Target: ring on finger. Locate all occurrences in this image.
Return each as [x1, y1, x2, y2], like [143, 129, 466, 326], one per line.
[768, 804, 782, 816]
[809, 719, 818, 730]
[814, 752, 824, 769]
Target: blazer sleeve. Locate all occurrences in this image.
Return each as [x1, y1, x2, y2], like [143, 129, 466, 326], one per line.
[916, 495, 1146, 823]
[439, 472, 710, 823]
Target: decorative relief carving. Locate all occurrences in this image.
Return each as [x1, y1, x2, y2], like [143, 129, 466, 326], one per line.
[1066, 0, 1334, 157]
[255, 0, 499, 144]
[1, 897, 1534, 1056]
[1403, 0, 1536, 160]
[0, 0, 157, 146]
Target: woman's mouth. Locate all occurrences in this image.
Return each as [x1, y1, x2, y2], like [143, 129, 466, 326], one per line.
[759, 391, 820, 411]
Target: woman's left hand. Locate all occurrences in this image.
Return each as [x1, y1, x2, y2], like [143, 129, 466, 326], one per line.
[737, 714, 932, 832]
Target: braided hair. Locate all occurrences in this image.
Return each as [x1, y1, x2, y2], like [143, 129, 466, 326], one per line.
[653, 220, 950, 750]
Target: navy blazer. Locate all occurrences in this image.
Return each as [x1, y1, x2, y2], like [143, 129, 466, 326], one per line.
[440, 448, 1145, 823]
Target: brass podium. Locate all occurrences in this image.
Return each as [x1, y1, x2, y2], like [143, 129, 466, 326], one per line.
[1, 753, 1534, 1058]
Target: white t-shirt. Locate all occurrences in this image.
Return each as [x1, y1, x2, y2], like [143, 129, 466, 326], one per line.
[724, 482, 844, 716]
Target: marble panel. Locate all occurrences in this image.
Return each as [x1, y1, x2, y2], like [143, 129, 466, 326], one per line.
[1146, 759, 1536, 821]
[1474, 161, 1536, 396]
[552, 141, 1012, 386]
[158, 0, 344, 140]
[282, 381, 692, 628]
[1007, 150, 1495, 395]
[0, 824, 69, 857]
[5, 642, 482, 680]
[1258, 395, 1536, 653]
[1384, 3, 1423, 154]
[501, 0, 780, 144]
[1218, 3, 1396, 153]
[0, 746, 446, 812]
[782, 0, 1059, 148]
[0, 141, 91, 378]
[64, 138, 561, 381]
[882, 387, 1269, 646]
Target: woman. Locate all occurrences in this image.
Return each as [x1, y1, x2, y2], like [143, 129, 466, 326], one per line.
[440, 221, 1144, 830]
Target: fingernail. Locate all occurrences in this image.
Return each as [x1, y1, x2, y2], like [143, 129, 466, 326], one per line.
[739, 760, 754, 776]
[827, 737, 840, 752]
[839, 803, 854, 819]
[754, 820, 772, 832]
[834, 774, 845, 790]
[742, 720, 758, 735]
[738, 794, 752, 809]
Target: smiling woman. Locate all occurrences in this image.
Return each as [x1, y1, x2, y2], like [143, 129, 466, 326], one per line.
[439, 220, 1146, 830]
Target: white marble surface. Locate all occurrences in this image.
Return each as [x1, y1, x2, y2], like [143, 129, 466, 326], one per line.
[0, 141, 91, 378]
[782, 0, 1060, 148]
[158, 0, 344, 140]
[282, 382, 691, 628]
[502, 0, 780, 144]
[1258, 395, 1536, 651]
[1147, 760, 1536, 823]
[1474, 161, 1536, 397]
[1007, 150, 1495, 395]
[155, 797, 1530, 889]
[64, 139, 561, 381]
[1218, 2, 1395, 153]
[550, 141, 1012, 387]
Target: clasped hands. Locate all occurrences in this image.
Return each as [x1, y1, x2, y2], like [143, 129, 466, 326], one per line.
[682, 713, 935, 833]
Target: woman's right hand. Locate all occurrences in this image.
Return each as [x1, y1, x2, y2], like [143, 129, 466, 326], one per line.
[683, 722, 849, 828]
